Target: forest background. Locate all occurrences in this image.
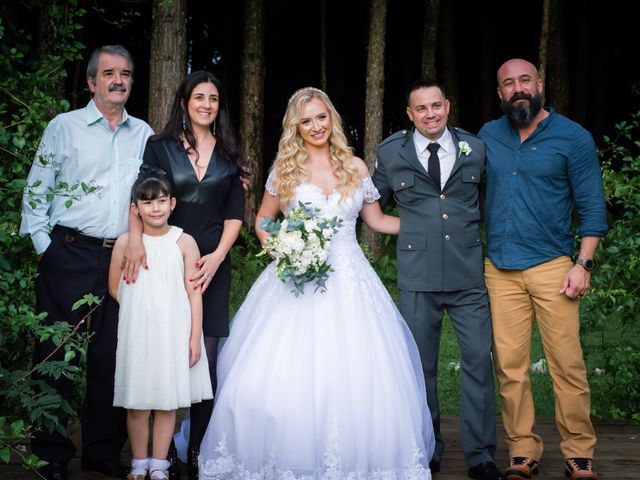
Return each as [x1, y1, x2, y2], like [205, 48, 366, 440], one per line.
[1, 0, 639, 471]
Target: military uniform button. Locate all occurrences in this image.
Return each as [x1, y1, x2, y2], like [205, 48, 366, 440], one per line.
[442, 213, 448, 220]
[471, 176, 476, 180]
[400, 181, 405, 187]
[440, 194, 446, 200]
[444, 234, 451, 240]
[407, 244, 412, 249]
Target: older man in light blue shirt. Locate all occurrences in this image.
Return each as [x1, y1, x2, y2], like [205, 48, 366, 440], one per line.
[20, 45, 152, 480]
[21, 98, 152, 254]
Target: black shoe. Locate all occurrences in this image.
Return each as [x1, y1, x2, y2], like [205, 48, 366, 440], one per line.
[167, 442, 181, 480]
[187, 446, 199, 480]
[429, 459, 441, 474]
[469, 461, 506, 480]
[81, 458, 129, 478]
[39, 462, 68, 480]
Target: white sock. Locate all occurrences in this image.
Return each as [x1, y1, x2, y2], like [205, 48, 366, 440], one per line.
[130, 457, 149, 476]
[149, 458, 171, 479]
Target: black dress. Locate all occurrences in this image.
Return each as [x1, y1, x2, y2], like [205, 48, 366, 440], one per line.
[142, 138, 244, 337]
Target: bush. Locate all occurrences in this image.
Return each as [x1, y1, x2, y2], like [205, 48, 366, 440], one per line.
[581, 104, 640, 422]
[0, 2, 89, 469]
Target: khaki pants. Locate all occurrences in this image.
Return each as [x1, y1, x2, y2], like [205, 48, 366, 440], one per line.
[484, 256, 596, 460]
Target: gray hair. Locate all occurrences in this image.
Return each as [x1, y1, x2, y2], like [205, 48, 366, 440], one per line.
[86, 45, 134, 84]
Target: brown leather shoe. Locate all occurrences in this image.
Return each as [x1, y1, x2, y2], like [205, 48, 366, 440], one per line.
[504, 457, 539, 479]
[565, 458, 598, 479]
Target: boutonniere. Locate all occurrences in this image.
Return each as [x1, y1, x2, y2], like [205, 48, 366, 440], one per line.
[458, 141, 472, 158]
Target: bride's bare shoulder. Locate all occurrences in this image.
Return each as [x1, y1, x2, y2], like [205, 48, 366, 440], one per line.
[350, 156, 370, 179]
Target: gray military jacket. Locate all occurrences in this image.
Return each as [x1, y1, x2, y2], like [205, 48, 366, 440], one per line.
[373, 126, 486, 292]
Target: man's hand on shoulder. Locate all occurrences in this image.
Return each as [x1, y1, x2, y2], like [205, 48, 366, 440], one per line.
[121, 234, 147, 284]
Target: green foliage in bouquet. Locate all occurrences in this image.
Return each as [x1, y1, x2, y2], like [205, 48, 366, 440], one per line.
[258, 202, 343, 296]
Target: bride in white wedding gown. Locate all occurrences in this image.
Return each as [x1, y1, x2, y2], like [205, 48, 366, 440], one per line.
[199, 87, 435, 480]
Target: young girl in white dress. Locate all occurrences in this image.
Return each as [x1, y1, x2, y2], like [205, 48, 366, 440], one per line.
[108, 168, 213, 480]
[198, 87, 435, 479]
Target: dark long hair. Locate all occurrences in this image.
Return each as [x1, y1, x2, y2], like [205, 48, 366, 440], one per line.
[153, 71, 244, 168]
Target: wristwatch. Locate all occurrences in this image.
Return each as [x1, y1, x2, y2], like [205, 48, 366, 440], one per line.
[575, 258, 594, 271]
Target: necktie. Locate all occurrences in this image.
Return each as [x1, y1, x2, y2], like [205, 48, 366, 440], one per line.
[427, 142, 441, 191]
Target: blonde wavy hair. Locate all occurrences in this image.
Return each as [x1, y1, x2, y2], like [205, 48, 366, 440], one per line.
[273, 87, 359, 210]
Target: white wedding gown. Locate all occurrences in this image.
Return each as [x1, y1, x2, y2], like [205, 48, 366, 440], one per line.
[199, 176, 435, 480]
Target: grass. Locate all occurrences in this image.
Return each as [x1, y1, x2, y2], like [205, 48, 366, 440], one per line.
[388, 302, 556, 417]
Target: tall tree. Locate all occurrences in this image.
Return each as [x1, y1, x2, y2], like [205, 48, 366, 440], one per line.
[545, 0, 569, 115]
[148, 0, 187, 132]
[239, 0, 265, 228]
[538, 0, 551, 85]
[421, 0, 440, 79]
[572, 5, 589, 126]
[439, 0, 459, 125]
[538, 0, 569, 115]
[321, 0, 328, 91]
[361, 0, 387, 259]
[480, 6, 495, 124]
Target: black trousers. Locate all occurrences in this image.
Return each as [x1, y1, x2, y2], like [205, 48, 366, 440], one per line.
[31, 227, 127, 464]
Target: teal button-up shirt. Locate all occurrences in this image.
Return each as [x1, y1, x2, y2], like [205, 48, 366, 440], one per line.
[479, 108, 608, 270]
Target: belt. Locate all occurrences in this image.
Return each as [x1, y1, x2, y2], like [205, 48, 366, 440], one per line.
[53, 225, 116, 248]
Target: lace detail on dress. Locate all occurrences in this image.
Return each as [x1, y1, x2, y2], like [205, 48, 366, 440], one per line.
[200, 434, 432, 480]
[265, 170, 277, 196]
[361, 177, 381, 204]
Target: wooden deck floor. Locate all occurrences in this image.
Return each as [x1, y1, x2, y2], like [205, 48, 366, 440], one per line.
[2, 417, 638, 479]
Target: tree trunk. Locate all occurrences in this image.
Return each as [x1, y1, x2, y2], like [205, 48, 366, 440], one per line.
[321, 0, 327, 91]
[148, 0, 187, 132]
[572, 5, 589, 125]
[480, 6, 495, 124]
[361, 0, 387, 260]
[546, 0, 569, 115]
[439, 0, 459, 126]
[538, 0, 551, 84]
[239, 0, 265, 229]
[421, 0, 439, 79]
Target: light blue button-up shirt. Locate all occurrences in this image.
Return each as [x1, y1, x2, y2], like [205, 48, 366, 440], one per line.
[20, 99, 153, 254]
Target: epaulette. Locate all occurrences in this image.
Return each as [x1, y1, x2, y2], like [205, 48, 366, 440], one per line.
[378, 129, 410, 148]
[452, 126, 479, 138]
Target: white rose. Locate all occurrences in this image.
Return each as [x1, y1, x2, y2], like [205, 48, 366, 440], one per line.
[322, 228, 334, 239]
[304, 219, 318, 232]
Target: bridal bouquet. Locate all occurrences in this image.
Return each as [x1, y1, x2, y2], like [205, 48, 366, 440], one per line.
[258, 202, 343, 296]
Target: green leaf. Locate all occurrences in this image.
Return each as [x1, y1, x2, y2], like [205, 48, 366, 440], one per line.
[0, 447, 10, 464]
[10, 419, 24, 437]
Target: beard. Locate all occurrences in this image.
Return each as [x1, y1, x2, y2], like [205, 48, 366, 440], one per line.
[500, 91, 543, 125]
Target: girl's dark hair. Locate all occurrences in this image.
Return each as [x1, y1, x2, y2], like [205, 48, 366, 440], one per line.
[131, 165, 172, 202]
[152, 70, 245, 169]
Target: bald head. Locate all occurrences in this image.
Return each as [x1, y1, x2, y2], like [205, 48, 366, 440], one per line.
[497, 59, 540, 86]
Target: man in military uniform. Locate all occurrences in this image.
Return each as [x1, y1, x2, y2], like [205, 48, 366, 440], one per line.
[373, 79, 502, 480]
